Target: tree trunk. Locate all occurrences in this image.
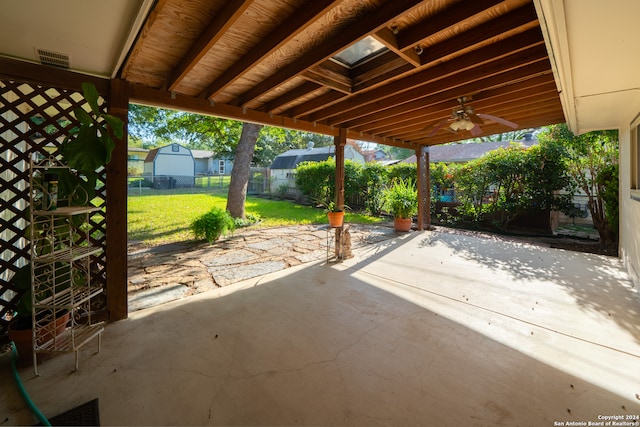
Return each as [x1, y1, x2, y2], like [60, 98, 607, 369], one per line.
[226, 122, 263, 218]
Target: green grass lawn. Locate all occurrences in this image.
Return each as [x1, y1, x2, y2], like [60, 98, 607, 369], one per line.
[128, 190, 383, 244]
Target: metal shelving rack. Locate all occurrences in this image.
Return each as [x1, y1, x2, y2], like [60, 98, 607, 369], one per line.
[29, 158, 104, 375]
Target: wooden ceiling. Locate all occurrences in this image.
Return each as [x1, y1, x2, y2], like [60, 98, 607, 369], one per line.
[120, 0, 565, 148]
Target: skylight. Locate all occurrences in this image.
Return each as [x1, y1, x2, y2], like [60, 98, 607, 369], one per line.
[332, 36, 387, 67]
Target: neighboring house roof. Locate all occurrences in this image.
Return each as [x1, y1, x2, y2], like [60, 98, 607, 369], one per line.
[128, 147, 148, 153]
[191, 149, 214, 159]
[403, 138, 538, 164]
[270, 146, 335, 169]
[144, 147, 161, 162]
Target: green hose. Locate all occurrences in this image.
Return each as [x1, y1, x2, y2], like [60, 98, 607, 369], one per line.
[10, 342, 51, 426]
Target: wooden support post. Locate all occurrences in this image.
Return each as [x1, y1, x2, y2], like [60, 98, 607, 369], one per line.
[106, 79, 129, 321]
[416, 146, 431, 231]
[334, 129, 347, 257]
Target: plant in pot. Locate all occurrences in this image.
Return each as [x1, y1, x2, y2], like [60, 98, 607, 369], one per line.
[7, 82, 123, 362]
[315, 195, 349, 228]
[7, 263, 75, 363]
[384, 178, 418, 232]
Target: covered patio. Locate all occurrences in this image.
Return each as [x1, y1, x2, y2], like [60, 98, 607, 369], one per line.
[2, 0, 640, 424]
[1, 228, 639, 424]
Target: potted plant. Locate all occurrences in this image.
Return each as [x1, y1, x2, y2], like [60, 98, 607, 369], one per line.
[7, 82, 123, 362]
[7, 264, 73, 363]
[315, 196, 348, 227]
[384, 178, 418, 232]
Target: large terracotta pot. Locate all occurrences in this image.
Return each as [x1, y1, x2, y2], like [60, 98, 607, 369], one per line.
[8, 312, 70, 364]
[394, 217, 412, 232]
[327, 211, 344, 227]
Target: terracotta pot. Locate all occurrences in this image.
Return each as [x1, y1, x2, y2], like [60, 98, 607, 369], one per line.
[8, 312, 70, 364]
[327, 211, 344, 227]
[394, 217, 412, 232]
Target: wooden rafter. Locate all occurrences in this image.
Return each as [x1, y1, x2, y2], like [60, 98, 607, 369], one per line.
[167, 0, 252, 91]
[200, 0, 342, 100]
[231, 0, 427, 107]
[302, 27, 544, 123]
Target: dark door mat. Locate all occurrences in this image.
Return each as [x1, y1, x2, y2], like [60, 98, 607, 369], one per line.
[36, 398, 100, 426]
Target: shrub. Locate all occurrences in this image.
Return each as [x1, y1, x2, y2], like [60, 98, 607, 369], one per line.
[191, 207, 235, 243]
[384, 178, 418, 219]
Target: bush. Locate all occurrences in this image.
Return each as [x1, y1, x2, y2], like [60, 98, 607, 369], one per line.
[191, 207, 235, 243]
[384, 178, 418, 219]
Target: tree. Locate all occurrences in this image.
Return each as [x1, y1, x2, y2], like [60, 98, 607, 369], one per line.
[538, 124, 619, 245]
[227, 122, 263, 218]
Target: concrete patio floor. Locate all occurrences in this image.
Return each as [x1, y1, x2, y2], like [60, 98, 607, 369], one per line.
[1, 228, 639, 426]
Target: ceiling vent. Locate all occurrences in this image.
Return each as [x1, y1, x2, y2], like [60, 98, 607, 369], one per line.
[34, 48, 70, 69]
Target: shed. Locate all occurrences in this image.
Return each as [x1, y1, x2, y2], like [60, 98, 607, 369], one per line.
[269, 144, 365, 190]
[144, 143, 195, 188]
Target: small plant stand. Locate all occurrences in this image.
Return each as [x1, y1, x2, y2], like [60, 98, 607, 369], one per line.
[29, 158, 104, 375]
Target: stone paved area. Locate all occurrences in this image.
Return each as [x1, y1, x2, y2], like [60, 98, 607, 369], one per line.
[127, 223, 399, 311]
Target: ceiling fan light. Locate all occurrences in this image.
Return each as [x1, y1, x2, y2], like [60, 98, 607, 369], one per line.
[449, 121, 461, 131]
[462, 119, 475, 130]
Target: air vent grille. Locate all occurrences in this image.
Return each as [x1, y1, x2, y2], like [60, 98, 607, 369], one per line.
[35, 48, 70, 69]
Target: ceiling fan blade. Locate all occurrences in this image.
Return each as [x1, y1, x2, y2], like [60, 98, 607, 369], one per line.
[476, 114, 518, 129]
[467, 112, 484, 125]
[425, 118, 450, 137]
[470, 124, 483, 136]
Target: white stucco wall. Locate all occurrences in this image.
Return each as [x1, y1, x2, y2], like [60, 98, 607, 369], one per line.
[619, 127, 640, 287]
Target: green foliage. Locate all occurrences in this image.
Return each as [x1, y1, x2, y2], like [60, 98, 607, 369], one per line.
[60, 82, 123, 203]
[384, 178, 418, 219]
[452, 141, 572, 227]
[233, 213, 262, 228]
[295, 159, 336, 204]
[387, 163, 417, 182]
[128, 191, 383, 245]
[190, 207, 235, 243]
[361, 162, 387, 215]
[538, 124, 619, 244]
[127, 105, 333, 166]
[596, 163, 619, 240]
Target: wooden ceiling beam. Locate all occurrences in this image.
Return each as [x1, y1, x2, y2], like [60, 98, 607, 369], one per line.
[364, 74, 558, 134]
[167, 0, 252, 91]
[303, 27, 544, 123]
[364, 77, 558, 133]
[397, 0, 504, 49]
[333, 45, 550, 128]
[231, 0, 427, 107]
[416, 113, 566, 146]
[199, 0, 342, 100]
[302, 66, 352, 94]
[282, 90, 348, 118]
[365, 80, 559, 135]
[418, 3, 538, 66]
[396, 99, 563, 141]
[260, 81, 323, 114]
[373, 27, 421, 67]
[408, 102, 565, 141]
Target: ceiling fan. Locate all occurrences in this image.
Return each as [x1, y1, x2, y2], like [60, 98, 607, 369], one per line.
[426, 97, 518, 137]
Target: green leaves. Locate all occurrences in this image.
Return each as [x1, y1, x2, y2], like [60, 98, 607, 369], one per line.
[190, 207, 235, 243]
[383, 178, 418, 219]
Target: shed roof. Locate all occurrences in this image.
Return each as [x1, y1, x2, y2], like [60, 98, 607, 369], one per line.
[270, 146, 336, 170]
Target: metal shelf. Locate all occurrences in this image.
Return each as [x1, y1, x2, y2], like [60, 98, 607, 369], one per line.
[29, 158, 106, 375]
[35, 324, 104, 353]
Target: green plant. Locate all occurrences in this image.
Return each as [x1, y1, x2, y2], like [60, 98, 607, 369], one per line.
[10, 82, 124, 325]
[383, 178, 418, 219]
[58, 82, 123, 204]
[191, 207, 235, 243]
